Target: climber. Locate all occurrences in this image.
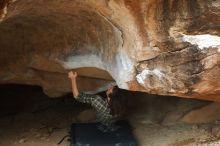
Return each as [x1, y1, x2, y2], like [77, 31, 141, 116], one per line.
[68, 71, 129, 132]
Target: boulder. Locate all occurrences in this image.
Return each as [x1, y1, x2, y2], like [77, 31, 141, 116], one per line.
[0, 0, 219, 101]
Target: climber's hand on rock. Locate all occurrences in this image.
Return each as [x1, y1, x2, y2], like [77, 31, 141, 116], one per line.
[68, 71, 77, 79]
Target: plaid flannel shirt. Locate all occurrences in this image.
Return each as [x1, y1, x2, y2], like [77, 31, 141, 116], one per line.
[76, 92, 116, 126]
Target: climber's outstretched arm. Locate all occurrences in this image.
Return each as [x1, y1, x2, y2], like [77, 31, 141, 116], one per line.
[68, 71, 79, 98]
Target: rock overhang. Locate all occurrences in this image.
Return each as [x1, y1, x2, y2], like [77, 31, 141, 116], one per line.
[0, 0, 220, 102]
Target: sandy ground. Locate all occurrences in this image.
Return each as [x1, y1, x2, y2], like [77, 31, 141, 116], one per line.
[1, 85, 220, 146]
[0, 100, 82, 146]
[132, 121, 220, 146]
[1, 100, 220, 146]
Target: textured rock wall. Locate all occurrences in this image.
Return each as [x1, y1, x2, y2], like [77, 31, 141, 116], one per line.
[0, 0, 220, 101]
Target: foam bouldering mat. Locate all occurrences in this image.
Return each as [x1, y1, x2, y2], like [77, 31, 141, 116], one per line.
[70, 121, 138, 146]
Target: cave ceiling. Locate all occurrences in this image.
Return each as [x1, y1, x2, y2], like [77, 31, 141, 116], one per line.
[0, 0, 220, 101]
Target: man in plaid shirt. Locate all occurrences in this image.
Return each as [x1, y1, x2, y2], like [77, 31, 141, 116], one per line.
[68, 71, 119, 132]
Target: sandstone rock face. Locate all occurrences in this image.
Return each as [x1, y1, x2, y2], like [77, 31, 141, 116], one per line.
[0, 0, 220, 100]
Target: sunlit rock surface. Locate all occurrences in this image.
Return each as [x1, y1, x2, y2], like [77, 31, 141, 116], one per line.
[0, 0, 220, 101]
